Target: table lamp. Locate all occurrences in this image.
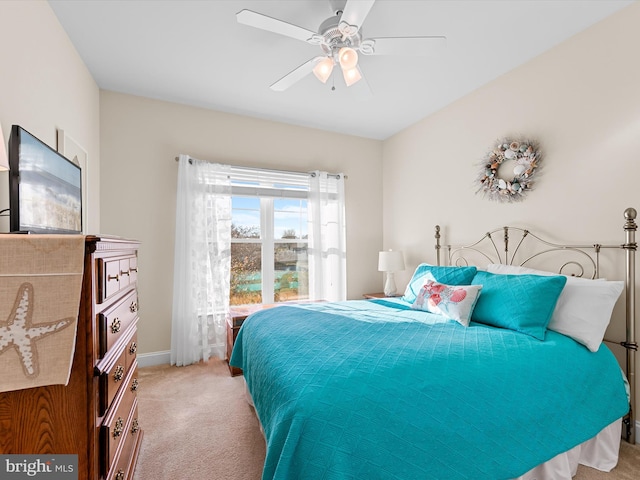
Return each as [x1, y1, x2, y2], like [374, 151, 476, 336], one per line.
[378, 250, 405, 297]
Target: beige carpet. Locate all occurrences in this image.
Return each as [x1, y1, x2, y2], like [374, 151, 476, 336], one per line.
[133, 360, 640, 479]
[133, 360, 265, 480]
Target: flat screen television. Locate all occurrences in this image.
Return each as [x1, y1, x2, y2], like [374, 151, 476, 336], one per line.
[8, 125, 82, 234]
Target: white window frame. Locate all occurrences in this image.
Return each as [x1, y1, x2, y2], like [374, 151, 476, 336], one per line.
[229, 167, 309, 305]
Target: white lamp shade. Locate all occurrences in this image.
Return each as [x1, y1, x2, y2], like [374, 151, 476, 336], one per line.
[0, 125, 9, 171]
[342, 66, 362, 87]
[338, 47, 358, 70]
[313, 57, 334, 83]
[378, 250, 405, 272]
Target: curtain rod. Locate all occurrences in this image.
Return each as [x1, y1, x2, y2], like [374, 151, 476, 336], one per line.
[174, 155, 345, 179]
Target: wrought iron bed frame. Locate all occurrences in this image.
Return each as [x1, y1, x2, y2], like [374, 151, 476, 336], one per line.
[434, 207, 637, 444]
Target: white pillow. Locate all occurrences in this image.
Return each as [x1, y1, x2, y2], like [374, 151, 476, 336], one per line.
[411, 272, 482, 327]
[486, 264, 623, 351]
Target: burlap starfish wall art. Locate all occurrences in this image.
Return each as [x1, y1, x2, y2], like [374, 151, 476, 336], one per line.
[0, 234, 85, 393]
[0, 283, 74, 378]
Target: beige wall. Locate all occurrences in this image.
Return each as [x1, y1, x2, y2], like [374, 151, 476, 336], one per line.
[0, 1, 100, 233]
[382, 3, 640, 427]
[99, 91, 383, 355]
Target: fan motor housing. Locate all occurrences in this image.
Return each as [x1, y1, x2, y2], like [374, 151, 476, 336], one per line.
[317, 15, 362, 56]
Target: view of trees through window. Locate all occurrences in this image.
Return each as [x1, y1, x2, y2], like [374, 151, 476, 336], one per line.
[230, 196, 308, 305]
[230, 224, 262, 304]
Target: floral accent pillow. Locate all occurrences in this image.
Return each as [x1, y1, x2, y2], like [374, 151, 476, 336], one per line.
[402, 264, 478, 304]
[411, 273, 483, 327]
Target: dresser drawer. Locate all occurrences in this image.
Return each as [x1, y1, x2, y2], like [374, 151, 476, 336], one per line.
[102, 364, 137, 473]
[105, 400, 140, 480]
[98, 254, 138, 303]
[125, 332, 137, 371]
[128, 257, 138, 287]
[128, 364, 140, 400]
[99, 290, 139, 356]
[98, 344, 128, 416]
[97, 326, 136, 416]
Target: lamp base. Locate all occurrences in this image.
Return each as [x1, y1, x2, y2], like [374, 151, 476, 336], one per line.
[383, 272, 397, 297]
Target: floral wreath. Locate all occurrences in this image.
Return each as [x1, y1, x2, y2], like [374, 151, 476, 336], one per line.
[477, 139, 541, 202]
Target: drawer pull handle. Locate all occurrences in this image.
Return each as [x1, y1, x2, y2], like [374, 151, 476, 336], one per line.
[129, 301, 138, 313]
[120, 270, 130, 276]
[113, 417, 124, 438]
[129, 342, 137, 355]
[110, 318, 121, 334]
[115, 470, 125, 480]
[131, 418, 140, 434]
[130, 266, 138, 273]
[113, 365, 125, 382]
[131, 378, 139, 392]
[107, 273, 119, 282]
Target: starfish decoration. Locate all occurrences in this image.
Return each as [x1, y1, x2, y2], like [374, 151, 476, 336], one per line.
[0, 282, 74, 378]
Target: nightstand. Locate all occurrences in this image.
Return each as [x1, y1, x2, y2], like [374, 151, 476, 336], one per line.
[226, 300, 324, 376]
[226, 304, 272, 376]
[363, 292, 402, 299]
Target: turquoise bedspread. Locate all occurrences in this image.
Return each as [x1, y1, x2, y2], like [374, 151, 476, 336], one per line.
[229, 300, 628, 480]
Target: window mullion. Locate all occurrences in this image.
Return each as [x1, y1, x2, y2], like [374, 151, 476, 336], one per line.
[261, 198, 275, 303]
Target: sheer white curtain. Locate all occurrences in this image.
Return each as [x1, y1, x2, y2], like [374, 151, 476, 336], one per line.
[308, 171, 347, 302]
[171, 155, 231, 366]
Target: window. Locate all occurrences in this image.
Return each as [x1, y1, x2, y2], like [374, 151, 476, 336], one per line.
[172, 156, 345, 366]
[229, 169, 309, 306]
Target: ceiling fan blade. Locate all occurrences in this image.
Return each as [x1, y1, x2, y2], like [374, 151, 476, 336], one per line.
[364, 36, 447, 56]
[236, 9, 317, 43]
[270, 57, 324, 91]
[339, 0, 376, 32]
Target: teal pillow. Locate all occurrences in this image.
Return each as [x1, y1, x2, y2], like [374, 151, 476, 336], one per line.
[403, 264, 478, 303]
[471, 271, 567, 340]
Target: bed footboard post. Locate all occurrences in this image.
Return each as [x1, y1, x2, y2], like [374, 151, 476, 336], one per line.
[435, 225, 441, 266]
[623, 207, 637, 444]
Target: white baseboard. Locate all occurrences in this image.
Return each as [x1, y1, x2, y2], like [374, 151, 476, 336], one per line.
[137, 350, 171, 368]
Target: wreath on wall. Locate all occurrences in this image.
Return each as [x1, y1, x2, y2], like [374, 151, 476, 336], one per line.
[477, 139, 542, 202]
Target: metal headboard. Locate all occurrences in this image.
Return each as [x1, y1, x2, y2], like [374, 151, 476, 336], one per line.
[434, 207, 637, 444]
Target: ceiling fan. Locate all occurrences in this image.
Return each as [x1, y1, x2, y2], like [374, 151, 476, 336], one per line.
[236, 0, 446, 92]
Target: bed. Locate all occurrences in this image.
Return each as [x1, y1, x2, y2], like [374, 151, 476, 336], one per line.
[229, 208, 637, 480]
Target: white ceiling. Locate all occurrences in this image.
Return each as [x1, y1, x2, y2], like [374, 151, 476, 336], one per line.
[48, 0, 632, 140]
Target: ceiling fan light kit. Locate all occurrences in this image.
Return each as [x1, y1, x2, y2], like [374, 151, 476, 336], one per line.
[236, 0, 446, 92]
[313, 46, 360, 85]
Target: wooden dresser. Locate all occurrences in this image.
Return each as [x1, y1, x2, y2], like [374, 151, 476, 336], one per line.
[0, 236, 143, 480]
